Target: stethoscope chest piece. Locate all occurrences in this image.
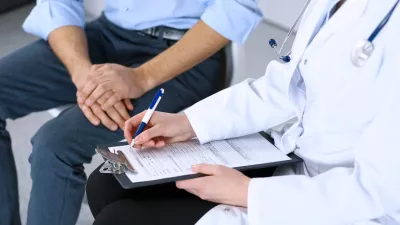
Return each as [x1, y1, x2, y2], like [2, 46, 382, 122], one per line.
[351, 39, 375, 67]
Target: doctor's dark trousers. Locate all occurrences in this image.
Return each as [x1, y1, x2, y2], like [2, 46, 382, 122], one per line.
[0, 15, 222, 225]
[86, 164, 276, 225]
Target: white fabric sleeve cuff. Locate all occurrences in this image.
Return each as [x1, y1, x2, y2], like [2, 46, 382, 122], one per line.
[184, 71, 296, 144]
[184, 104, 212, 144]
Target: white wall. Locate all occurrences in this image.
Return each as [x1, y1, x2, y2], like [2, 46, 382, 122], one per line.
[259, 0, 308, 31]
[84, 0, 105, 18]
[230, 0, 305, 85]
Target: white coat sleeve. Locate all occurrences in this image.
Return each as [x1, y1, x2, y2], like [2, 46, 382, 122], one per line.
[247, 59, 400, 225]
[184, 61, 296, 144]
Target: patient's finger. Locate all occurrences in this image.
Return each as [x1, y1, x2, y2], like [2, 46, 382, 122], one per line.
[114, 102, 130, 121]
[91, 103, 118, 131]
[106, 107, 125, 130]
[123, 99, 134, 111]
[97, 91, 114, 105]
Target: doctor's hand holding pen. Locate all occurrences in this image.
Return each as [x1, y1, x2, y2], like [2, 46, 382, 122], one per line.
[124, 111, 251, 207]
[124, 111, 196, 149]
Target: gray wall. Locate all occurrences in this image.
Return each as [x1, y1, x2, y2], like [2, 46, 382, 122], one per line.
[259, 0, 308, 31]
[84, 0, 105, 18]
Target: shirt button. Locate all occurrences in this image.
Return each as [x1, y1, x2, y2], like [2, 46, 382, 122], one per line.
[304, 59, 308, 65]
[124, 8, 129, 12]
[224, 207, 230, 212]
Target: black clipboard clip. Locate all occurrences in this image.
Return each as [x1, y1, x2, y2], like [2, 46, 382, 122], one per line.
[96, 147, 137, 175]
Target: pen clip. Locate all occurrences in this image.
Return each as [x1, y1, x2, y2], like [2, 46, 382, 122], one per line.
[96, 147, 137, 174]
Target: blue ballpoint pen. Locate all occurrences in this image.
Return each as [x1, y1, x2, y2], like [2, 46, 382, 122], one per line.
[130, 88, 164, 148]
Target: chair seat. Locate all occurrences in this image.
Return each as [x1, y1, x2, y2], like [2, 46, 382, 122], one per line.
[47, 105, 73, 117]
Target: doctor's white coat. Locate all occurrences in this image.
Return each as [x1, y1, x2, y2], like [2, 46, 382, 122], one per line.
[184, 0, 400, 224]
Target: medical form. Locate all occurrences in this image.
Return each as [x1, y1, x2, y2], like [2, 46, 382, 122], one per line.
[107, 133, 291, 184]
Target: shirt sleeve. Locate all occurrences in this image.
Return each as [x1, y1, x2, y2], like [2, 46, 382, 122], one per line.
[184, 60, 296, 144]
[22, 0, 85, 40]
[200, 0, 263, 43]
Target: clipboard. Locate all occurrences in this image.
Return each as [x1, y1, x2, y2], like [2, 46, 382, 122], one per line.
[96, 132, 303, 189]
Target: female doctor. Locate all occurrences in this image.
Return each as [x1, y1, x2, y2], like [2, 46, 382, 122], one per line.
[86, 0, 400, 224]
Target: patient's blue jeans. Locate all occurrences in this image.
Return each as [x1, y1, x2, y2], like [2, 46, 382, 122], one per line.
[0, 15, 221, 225]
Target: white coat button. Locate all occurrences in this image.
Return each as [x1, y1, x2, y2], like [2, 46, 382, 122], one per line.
[224, 207, 230, 212]
[124, 8, 129, 12]
[304, 59, 308, 65]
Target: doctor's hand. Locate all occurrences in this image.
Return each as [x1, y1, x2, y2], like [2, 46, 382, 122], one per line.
[77, 64, 149, 110]
[176, 164, 250, 207]
[124, 111, 196, 148]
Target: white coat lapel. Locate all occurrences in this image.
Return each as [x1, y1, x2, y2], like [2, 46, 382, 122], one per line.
[310, 0, 368, 47]
[289, 0, 333, 66]
[278, 0, 334, 102]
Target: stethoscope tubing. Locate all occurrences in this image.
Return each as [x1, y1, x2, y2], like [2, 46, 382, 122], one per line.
[278, 0, 312, 55]
[367, 0, 399, 42]
[271, 0, 399, 64]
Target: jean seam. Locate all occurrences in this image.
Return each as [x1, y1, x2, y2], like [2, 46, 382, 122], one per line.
[58, 174, 69, 225]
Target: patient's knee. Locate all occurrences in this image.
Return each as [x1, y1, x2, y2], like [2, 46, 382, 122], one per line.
[29, 117, 91, 169]
[30, 120, 67, 166]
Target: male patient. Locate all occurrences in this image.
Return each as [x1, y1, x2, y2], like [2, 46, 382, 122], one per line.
[0, 0, 262, 225]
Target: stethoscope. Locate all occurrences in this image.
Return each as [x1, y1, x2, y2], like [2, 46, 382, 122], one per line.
[269, 0, 399, 67]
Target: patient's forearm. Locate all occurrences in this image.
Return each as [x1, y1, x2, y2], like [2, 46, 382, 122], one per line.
[48, 26, 91, 86]
[137, 20, 230, 92]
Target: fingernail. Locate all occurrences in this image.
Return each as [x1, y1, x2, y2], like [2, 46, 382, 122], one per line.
[191, 165, 198, 170]
[94, 120, 100, 125]
[85, 99, 91, 105]
[78, 97, 83, 103]
[112, 125, 118, 130]
[135, 137, 142, 144]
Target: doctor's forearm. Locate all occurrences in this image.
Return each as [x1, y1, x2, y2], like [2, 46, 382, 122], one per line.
[136, 20, 230, 92]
